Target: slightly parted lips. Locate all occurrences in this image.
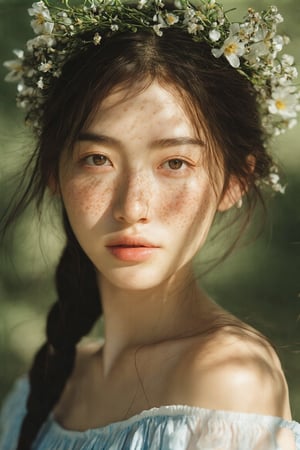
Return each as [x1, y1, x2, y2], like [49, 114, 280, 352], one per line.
[106, 237, 159, 248]
[106, 238, 159, 262]
[113, 244, 149, 248]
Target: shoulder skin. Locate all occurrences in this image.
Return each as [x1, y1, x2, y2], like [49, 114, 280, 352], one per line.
[165, 326, 292, 420]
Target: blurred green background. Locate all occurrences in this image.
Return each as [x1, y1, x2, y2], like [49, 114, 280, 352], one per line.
[0, 0, 299, 421]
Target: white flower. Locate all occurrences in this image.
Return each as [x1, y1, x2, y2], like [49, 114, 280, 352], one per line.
[268, 86, 300, 119]
[187, 22, 203, 35]
[272, 183, 286, 194]
[274, 13, 284, 24]
[287, 118, 297, 129]
[17, 82, 25, 93]
[110, 24, 119, 31]
[153, 24, 163, 36]
[165, 13, 179, 26]
[282, 54, 294, 67]
[137, 0, 147, 9]
[212, 25, 245, 68]
[244, 25, 270, 63]
[28, 1, 54, 35]
[263, 171, 286, 194]
[270, 176, 286, 194]
[17, 82, 35, 97]
[27, 35, 56, 51]
[154, 0, 164, 8]
[37, 77, 44, 89]
[280, 69, 298, 85]
[281, 61, 298, 80]
[245, 41, 269, 65]
[39, 61, 53, 72]
[209, 29, 221, 42]
[174, 0, 183, 9]
[283, 36, 290, 45]
[153, 13, 167, 27]
[57, 11, 72, 27]
[269, 173, 280, 185]
[93, 32, 102, 45]
[183, 8, 195, 23]
[3, 50, 24, 82]
[272, 35, 284, 53]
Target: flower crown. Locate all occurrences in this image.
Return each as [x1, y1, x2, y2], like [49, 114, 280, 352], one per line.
[4, 0, 300, 194]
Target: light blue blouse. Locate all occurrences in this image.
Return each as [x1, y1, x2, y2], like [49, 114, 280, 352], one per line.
[0, 377, 299, 449]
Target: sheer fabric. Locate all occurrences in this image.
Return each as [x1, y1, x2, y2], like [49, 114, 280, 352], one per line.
[1, 377, 299, 450]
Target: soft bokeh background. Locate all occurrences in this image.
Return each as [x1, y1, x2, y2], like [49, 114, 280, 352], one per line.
[0, 0, 299, 420]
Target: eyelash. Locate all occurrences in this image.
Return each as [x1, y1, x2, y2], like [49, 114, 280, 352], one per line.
[162, 158, 189, 171]
[82, 154, 112, 167]
[80, 154, 192, 172]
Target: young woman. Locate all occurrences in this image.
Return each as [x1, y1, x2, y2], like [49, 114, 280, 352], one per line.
[1, 0, 300, 449]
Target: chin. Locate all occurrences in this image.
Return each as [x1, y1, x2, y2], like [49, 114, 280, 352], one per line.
[98, 265, 173, 292]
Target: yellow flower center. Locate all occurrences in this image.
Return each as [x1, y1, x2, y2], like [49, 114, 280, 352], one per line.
[224, 43, 238, 55]
[36, 13, 45, 25]
[275, 100, 286, 110]
[166, 14, 176, 25]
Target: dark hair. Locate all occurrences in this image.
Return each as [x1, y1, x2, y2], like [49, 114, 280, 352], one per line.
[5, 29, 272, 449]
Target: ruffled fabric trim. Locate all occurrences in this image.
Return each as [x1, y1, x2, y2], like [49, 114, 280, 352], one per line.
[1, 377, 299, 450]
[48, 404, 296, 437]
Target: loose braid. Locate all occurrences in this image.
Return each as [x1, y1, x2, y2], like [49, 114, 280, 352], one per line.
[16, 216, 101, 450]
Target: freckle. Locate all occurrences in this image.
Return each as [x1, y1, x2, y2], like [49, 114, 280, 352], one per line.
[65, 181, 113, 218]
[158, 189, 206, 229]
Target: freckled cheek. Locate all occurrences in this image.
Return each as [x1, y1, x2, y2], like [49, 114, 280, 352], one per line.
[61, 178, 114, 224]
[157, 183, 216, 229]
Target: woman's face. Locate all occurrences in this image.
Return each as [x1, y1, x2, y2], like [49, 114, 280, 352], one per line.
[59, 81, 223, 290]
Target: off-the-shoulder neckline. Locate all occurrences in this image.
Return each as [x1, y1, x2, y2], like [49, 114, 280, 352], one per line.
[48, 404, 300, 438]
[14, 376, 300, 439]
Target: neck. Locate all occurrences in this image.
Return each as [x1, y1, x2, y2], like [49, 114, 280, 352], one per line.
[97, 266, 216, 375]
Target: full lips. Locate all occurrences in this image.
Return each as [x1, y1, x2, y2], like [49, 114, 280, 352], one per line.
[107, 245, 158, 262]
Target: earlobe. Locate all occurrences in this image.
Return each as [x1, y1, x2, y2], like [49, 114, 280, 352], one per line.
[217, 177, 244, 212]
[218, 155, 255, 212]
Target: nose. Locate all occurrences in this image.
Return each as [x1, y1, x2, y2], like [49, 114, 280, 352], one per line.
[113, 171, 151, 224]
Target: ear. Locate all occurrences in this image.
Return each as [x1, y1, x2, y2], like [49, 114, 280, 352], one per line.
[217, 155, 255, 212]
[217, 176, 244, 212]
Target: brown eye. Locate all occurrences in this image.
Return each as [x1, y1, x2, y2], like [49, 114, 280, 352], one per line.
[168, 159, 184, 170]
[85, 154, 110, 166]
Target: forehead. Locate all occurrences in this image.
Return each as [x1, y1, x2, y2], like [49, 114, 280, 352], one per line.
[86, 81, 200, 139]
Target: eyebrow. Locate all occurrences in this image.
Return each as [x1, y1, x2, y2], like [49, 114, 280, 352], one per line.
[78, 132, 122, 148]
[78, 132, 205, 149]
[150, 137, 205, 148]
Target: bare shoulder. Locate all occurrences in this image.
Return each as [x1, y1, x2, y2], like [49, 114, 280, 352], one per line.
[167, 325, 291, 419]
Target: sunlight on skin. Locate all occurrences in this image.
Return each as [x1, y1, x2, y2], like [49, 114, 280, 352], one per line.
[54, 84, 293, 445]
[58, 81, 229, 368]
[59, 82, 237, 294]
[61, 86, 211, 287]
[57, 80, 249, 379]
